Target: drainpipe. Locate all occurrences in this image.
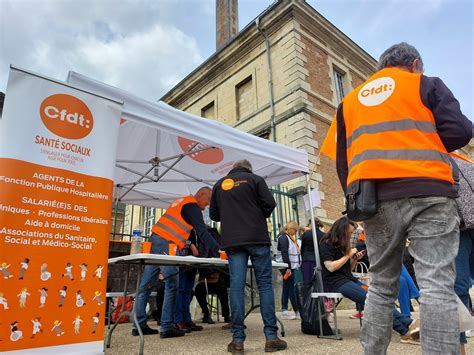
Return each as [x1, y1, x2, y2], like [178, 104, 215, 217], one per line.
[256, 16, 283, 239]
[255, 17, 277, 143]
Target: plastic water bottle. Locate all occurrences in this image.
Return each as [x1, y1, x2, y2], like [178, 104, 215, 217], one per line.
[130, 224, 143, 255]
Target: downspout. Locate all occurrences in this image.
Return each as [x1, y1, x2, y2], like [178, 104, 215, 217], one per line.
[256, 16, 283, 240]
[255, 17, 277, 143]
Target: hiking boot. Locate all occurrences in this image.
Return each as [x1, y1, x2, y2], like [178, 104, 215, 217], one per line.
[227, 341, 244, 354]
[265, 337, 287, 352]
[202, 315, 215, 324]
[175, 322, 191, 333]
[160, 328, 186, 338]
[185, 321, 203, 331]
[131, 325, 159, 336]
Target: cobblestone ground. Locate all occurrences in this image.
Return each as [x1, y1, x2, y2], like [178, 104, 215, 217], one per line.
[104, 309, 474, 354]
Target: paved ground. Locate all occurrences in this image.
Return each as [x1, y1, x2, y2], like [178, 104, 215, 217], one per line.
[104, 309, 473, 354]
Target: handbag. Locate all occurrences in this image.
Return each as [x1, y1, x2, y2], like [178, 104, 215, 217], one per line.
[345, 180, 378, 222]
[352, 262, 370, 286]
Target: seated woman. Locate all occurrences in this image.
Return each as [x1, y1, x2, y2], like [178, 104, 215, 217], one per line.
[195, 271, 230, 326]
[195, 226, 231, 328]
[319, 217, 420, 344]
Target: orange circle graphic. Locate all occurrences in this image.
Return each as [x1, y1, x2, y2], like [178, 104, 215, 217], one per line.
[177, 137, 224, 165]
[40, 94, 94, 140]
[221, 178, 234, 191]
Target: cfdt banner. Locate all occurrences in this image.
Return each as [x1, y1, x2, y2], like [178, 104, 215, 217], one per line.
[0, 67, 122, 354]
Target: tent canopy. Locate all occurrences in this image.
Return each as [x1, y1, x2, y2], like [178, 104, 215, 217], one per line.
[67, 71, 309, 208]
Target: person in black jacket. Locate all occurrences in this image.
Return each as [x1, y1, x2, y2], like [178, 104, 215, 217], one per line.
[300, 218, 325, 282]
[210, 159, 287, 354]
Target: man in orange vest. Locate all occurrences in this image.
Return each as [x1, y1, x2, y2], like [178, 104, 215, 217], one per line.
[335, 42, 472, 354]
[132, 187, 220, 338]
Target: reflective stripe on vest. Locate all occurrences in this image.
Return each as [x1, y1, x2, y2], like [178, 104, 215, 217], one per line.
[342, 67, 453, 186]
[151, 196, 197, 249]
[346, 118, 437, 148]
[348, 149, 450, 170]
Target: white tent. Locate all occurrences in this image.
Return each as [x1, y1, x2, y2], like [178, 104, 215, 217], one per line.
[68, 71, 324, 289]
[67, 71, 309, 207]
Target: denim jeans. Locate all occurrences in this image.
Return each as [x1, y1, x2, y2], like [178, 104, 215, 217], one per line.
[133, 234, 179, 332]
[281, 271, 299, 312]
[227, 245, 278, 342]
[398, 264, 419, 318]
[362, 197, 460, 355]
[337, 280, 411, 335]
[455, 228, 474, 344]
[174, 267, 196, 323]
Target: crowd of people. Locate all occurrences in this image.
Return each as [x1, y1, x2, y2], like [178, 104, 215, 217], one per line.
[127, 42, 472, 355]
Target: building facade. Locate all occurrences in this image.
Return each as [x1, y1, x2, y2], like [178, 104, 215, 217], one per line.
[161, 0, 377, 225]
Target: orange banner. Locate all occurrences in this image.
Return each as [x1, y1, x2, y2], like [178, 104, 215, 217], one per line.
[0, 68, 121, 353]
[0, 159, 113, 351]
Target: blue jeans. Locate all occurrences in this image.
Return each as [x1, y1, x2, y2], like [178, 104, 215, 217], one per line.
[134, 234, 179, 332]
[281, 271, 299, 312]
[337, 280, 413, 335]
[174, 267, 196, 323]
[455, 228, 474, 344]
[227, 245, 278, 342]
[398, 264, 419, 318]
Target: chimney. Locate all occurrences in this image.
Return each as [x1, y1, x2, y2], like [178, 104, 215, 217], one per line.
[216, 0, 238, 50]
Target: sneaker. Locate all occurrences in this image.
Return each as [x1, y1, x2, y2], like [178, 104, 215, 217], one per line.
[264, 337, 288, 352]
[466, 330, 472, 338]
[131, 325, 159, 336]
[408, 319, 420, 337]
[227, 341, 244, 354]
[294, 312, 301, 320]
[349, 311, 363, 319]
[281, 310, 295, 320]
[400, 331, 420, 345]
[160, 328, 185, 338]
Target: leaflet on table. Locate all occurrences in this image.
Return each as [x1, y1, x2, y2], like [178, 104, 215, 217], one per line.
[0, 67, 122, 354]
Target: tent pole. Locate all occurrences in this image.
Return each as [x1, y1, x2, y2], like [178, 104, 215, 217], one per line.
[305, 173, 324, 292]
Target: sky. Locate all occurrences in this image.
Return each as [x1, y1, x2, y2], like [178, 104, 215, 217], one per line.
[0, 0, 472, 120]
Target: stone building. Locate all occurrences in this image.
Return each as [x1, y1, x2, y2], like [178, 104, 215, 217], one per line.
[161, 0, 377, 225]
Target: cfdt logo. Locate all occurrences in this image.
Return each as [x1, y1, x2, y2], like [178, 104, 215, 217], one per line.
[40, 94, 94, 139]
[358, 77, 395, 107]
[178, 137, 224, 165]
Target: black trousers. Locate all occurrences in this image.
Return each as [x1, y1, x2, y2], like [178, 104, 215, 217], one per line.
[194, 282, 230, 321]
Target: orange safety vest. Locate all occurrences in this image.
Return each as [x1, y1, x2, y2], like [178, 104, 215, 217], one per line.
[151, 196, 197, 249]
[342, 67, 453, 187]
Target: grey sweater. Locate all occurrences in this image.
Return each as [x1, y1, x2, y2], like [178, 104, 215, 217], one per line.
[454, 156, 474, 230]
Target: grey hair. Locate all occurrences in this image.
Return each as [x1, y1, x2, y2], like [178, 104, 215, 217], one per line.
[377, 42, 424, 71]
[233, 159, 253, 172]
